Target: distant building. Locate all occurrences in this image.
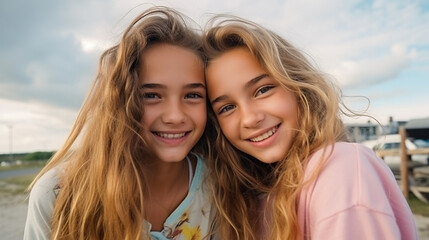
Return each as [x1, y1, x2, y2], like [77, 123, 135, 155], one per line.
[385, 116, 407, 134]
[387, 116, 399, 134]
[404, 117, 429, 140]
[345, 121, 381, 142]
[345, 116, 411, 143]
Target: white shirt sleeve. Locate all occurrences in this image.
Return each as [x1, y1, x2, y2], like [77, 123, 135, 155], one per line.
[24, 168, 60, 240]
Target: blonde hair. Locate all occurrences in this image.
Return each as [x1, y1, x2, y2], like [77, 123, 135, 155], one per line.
[203, 16, 348, 240]
[30, 6, 208, 240]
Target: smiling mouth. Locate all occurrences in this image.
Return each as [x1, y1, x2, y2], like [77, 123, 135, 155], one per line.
[248, 125, 279, 142]
[154, 132, 189, 139]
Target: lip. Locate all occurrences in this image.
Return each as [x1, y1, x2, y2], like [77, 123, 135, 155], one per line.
[152, 130, 191, 145]
[245, 124, 280, 146]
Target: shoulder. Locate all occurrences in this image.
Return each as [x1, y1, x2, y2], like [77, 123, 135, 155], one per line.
[30, 166, 61, 201]
[302, 142, 406, 219]
[306, 142, 391, 181]
[30, 167, 61, 198]
[24, 166, 62, 239]
[27, 166, 62, 217]
[299, 142, 417, 239]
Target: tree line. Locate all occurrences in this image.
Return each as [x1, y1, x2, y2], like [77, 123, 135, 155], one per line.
[0, 151, 55, 162]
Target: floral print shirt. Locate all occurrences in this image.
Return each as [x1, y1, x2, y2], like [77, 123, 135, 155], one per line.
[148, 155, 214, 240]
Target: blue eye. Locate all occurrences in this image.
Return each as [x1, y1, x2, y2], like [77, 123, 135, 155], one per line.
[219, 104, 235, 114]
[185, 92, 203, 99]
[256, 85, 274, 96]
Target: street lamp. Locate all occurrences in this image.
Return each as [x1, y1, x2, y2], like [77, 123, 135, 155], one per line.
[8, 124, 13, 162]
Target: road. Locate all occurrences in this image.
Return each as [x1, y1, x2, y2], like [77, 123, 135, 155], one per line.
[0, 167, 42, 239]
[0, 167, 41, 179]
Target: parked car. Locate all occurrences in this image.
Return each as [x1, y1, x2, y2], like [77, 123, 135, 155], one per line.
[363, 134, 429, 168]
[413, 139, 429, 148]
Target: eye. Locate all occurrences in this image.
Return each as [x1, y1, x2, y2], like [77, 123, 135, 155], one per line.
[185, 92, 203, 99]
[218, 104, 236, 114]
[255, 85, 274, 96]
[142, 92, 161, 99]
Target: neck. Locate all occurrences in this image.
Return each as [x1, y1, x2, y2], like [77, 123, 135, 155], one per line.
[144, 158, 188, 193]
[143, 158, 190, 230]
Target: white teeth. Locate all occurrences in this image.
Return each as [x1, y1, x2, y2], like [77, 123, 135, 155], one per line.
[249, 126, 278, 142]
[157, 132, 186, 139]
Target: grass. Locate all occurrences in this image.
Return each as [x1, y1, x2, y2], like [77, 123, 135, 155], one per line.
[3, 173, 38, 187]
[0, 173, 38, 195]
[408, 193, 429, 217]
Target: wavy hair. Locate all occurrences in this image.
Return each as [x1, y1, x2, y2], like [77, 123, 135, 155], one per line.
[203, 16, 348, 240]
[29, 6, 208, 240]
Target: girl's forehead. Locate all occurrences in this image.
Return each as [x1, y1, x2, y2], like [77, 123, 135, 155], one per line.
[139, 44, 205, 85]
[207, 48, 265, 82]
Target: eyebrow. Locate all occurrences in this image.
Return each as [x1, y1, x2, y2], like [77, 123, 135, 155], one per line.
[141, 83, 166, 89]
[141, 82, 206, 89]
[210, 73, 268, 105]
[184, 83, 206, 89]
[245, 73, 269, 89]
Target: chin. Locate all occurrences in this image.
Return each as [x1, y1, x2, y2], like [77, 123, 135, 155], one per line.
[254, 153, 283, 164]
[155, 152, 189, 163]
[258, 158, 281, 164]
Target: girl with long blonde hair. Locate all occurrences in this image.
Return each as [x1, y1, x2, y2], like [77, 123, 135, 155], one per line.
[203, 16, 417, 240]
[24, 7, 214, 240]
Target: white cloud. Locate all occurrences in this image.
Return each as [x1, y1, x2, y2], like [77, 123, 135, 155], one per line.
[25, 62, 51, 87]
[77, 36, 112, 53]
[1, 0, 429, 152]
[267, 0, 429, 89]
[330, 43, 413, 87]
[0, 98, 77, 153]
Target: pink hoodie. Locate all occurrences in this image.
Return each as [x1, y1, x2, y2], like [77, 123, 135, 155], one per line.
[298, 142, 417, 239]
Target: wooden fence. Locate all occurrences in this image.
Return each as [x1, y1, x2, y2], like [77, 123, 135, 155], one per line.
[375, 127, 429, 201]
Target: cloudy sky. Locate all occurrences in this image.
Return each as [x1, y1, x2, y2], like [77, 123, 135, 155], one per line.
[1, 0, 428, 154]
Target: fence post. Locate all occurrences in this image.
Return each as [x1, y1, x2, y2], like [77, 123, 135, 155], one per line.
[399, 126, 409, 198]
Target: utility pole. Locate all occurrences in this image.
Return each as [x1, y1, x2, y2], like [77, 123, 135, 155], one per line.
[8, 124, 13, 162]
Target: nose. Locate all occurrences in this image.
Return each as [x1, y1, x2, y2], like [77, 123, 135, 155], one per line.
[161, 100, 187, 124]
[240, 105, 264, 128]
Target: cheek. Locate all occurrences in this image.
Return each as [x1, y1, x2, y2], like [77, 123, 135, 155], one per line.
[275, 92, 298, 123]
[289, 99, 299, 126]
[141, 105, 161, 128]
[192, 105, 207, 130]
[218, 118, 238, 142]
